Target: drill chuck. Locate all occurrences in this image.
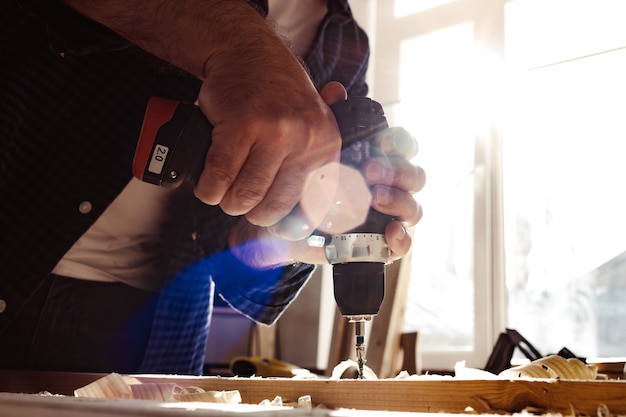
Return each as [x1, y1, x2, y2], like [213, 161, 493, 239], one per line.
[324, 233, 388, 264]
[332, 262, 385, 317]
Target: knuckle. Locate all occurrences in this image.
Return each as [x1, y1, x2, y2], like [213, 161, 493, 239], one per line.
[414, 165, 427, 191]
[204, 154, 236, 186]
[402, 164, 426, 194]
[267, 198, 297, 218]
[405, 201, 423, 226]
[246, 195, 297, 227]
[221, 187, 265, 216]
[371, 185, 394, 210]
[235, 187, 265, 206]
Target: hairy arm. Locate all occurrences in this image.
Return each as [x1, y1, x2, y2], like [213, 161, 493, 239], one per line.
[63, 0, 343, 230]
[63, 0, 271, 79]
[62, 0, 426, 271]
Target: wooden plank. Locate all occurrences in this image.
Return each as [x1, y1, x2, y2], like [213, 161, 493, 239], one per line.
[399, 332, 420, 375]
[0, 370, 104, 396]
[325, 310, 352, 377]
[135, 376, 626, 414]
[0, 392, 333, 417]
[249, 323, 276, 359]
[368, 257, 412, 378]
[1, 371, 625, 415]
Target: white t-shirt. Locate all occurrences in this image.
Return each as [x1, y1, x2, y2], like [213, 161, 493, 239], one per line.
[52, 178, 178, 291]
[268, 0, 328, 57]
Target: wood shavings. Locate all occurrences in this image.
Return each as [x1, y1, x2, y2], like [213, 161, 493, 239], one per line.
[74, 373, 132, 399]
[452, 356, 598, 381]
[75, 373, 312, 409]
[130, 383, 178, 401]
[175, 389, 242, 404]
[297, 395, 312, 409]
[597, 403, 611, 417]
[257, 395, 315, 409]
[258, 395, 283, 407]
[329, 359, 378, 380]
[454, 361, 500, 380]
[74, 373, 241, 404]
[499, 355, 598, 380]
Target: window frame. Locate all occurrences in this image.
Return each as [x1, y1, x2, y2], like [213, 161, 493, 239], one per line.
[358, 0, 508, 370]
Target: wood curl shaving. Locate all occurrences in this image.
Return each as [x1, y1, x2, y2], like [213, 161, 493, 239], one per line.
[74, 373, 315, 409]
[74, 373, 242, 404]
[329, 359, 378, 380]
[499, 355, 598, 380]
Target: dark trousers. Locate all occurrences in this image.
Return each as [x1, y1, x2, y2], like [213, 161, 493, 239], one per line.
[0, 274, 159, 373]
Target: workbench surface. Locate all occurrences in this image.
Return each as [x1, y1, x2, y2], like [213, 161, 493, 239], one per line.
[1, 370, 625, 416]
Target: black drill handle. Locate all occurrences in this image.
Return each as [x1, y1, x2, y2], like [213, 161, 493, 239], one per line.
[330, 97, 391, 236]
[133, 96, 393, 234]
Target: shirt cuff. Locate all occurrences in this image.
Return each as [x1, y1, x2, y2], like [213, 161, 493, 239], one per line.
[209, 249, 316, 325]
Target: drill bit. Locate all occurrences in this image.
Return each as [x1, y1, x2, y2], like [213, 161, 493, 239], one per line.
[355, 320, 366, 379]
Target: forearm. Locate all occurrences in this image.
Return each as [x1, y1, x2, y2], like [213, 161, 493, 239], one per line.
[61, 0, 289, 81]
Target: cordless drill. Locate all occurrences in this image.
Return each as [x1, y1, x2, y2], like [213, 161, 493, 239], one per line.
[132, 96, 392, 378]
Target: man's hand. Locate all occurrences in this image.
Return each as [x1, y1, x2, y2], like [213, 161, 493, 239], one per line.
[227, 83, 426, 269]
[364, 126, 425, 261]
[195, 67, 343, 229]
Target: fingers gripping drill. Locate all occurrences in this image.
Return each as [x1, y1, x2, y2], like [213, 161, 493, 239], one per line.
[132, 96, 392, 379]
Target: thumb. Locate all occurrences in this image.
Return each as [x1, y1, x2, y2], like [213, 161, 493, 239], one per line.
[320, 81, 348, 105]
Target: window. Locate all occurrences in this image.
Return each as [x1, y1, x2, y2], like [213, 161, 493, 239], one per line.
[367, 0, 504, 370]
[396, 23, 481, 364]
[502, 0, 626, 358]
[363, 0, 626, 370]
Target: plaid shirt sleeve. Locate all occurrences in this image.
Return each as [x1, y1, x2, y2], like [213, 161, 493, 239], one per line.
[209, 250, 317, 325]
[304, 0, 370, 96]
[139, 263, 214, 375]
